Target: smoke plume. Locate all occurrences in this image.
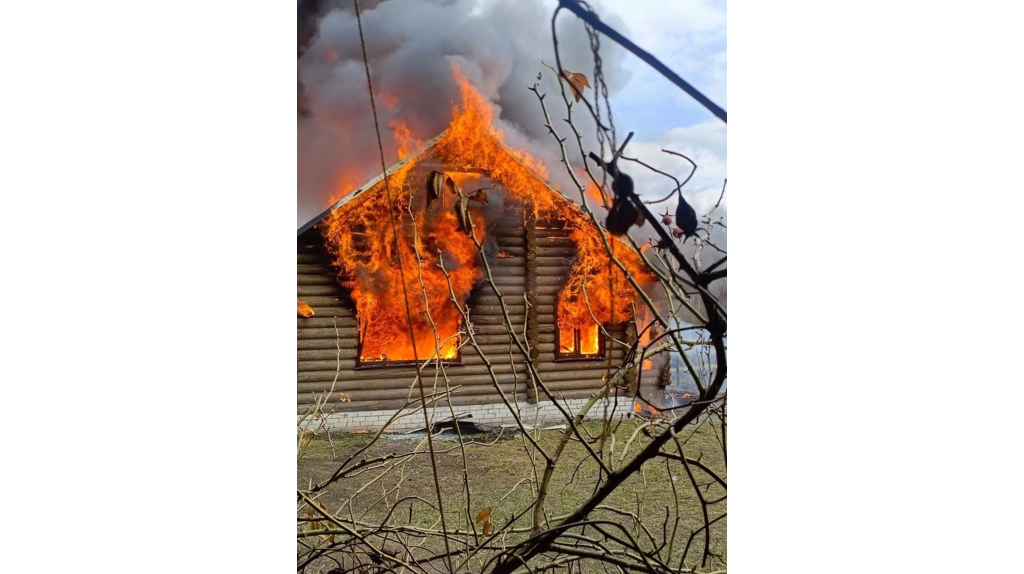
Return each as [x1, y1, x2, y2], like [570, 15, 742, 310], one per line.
[297, 0, 633, 226]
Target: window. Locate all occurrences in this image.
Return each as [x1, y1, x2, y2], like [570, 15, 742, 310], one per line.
[556, 320, 606, 360]
[354, 317, 464, 368]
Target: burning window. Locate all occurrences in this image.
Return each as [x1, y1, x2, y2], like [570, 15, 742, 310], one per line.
[320, 167, 485, 369]
[556, 296, 606, 360]
[557, 320, 605, 360]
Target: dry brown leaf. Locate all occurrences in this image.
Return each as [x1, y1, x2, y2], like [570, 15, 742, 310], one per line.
[299, 431, 313, 448]
[482, 518, 492, 535]
[560, 69, 590, 102]
[297, 299, 314, 318]
[475, 507, 492, 523]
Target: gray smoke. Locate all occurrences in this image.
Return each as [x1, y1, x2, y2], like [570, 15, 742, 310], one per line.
[297, 0, 633, 226]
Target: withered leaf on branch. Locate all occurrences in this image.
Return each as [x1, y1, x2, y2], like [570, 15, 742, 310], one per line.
[475, 507, 492, 523]
[297, 299, 314, 318]
[559, 69, 591, 102]
[605, 196, 643, 236]
[482, 518, 492, 535]
[675, 194, 698, 240]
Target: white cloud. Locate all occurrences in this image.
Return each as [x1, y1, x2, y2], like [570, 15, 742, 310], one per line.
[625, 120, 727, 216]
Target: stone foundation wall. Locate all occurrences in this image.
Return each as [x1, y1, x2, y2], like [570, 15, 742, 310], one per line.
[301, 395, 633, 433]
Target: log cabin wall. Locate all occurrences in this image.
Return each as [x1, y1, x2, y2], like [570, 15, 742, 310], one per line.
[297, 179, 629, 417]
[530, 212, 627, 402]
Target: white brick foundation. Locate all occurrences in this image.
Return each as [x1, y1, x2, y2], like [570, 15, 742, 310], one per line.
[301, 395, 633, 433]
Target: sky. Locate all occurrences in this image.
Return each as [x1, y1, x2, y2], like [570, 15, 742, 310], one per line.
[297, 0, 727, 225]
[587, 0, 727, 217]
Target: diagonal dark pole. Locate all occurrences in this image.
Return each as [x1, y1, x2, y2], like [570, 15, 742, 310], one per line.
[558, 0, 727, 124]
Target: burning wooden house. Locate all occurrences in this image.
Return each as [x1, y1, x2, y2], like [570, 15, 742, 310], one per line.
[297, 74, 655, 430]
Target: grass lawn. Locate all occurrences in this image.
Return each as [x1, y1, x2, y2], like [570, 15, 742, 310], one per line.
[298, 418, 726, 573]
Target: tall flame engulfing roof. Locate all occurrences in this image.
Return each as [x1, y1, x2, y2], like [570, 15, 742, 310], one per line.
[297, 129, 592, 237]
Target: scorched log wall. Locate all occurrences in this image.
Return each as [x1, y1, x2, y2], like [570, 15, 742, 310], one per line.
[297, 200, 632, 416]
[296, 205, 533, 415]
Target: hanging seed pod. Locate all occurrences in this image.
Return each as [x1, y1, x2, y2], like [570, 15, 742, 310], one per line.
[606, 196, 641, 235]
[675, 193, 698, 239]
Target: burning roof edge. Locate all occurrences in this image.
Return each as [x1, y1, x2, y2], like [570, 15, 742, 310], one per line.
[297, 131, 449, 237]
[297, 130, 588, 238]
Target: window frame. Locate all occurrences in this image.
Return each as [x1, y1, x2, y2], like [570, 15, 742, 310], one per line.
[353, 318, 464, 369]
[554, 318, 608, 362]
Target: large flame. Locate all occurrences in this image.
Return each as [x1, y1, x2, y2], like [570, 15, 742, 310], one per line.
[319, 63, 653, 363]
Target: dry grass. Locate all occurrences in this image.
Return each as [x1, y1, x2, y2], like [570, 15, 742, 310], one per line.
[298, 417, 726, 572]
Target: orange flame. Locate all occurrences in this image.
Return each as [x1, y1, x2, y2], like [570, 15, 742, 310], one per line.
[297, 299, 315, 318]
[378, 92, 399, 111]
[320, 163, 483, 362]
[324, 168, 363, 208]
[318, 62, 654, 364]
[388, 119, 422, 160]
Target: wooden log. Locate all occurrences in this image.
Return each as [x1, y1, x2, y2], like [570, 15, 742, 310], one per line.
[536, 285, 566, 296]
[535, 346, 626, 359]
[489, 226, 525, 238]
[482, 266, 525, 277]
[296, 318, 360, 330]
[297, 370, 528, 387]
[536, 258, 576, 268]
[491, 257, 525, 267]
[297, 264, 333, 274]
[296, 334, 360, 349]
[495, 237, 526, 247]
[469, 295, 529, 307]
[536, 267, 571, 278]
[296, 296, 356, 311]
[466, 324, 523, 336]
[297, 252, 328, 264]
[537, 379, 610, 392]
[537, 246, 576, 257]
[297, 348, 525, 372]
[298, 307, 359, 320]
[297, 326, 362, 340]
[532, 369, 613, 382]
[297, 391, 530, 413]
[297, 382, 526, 403]
[532, 389, 598, 402]
[294, 360, 528, 378]
[297, 284, 346, 297]
[297, 241, 327, 253]
[536, 276, 569, 287]
[468, 304, 526, 316]
[535, 237, 575, 248]
[297, 375, 526, 394]
[487, 276, 526, 287]
[535, 218, 567, 229]
[533, 228, 572, 238]
[468, 315, 526, 326]
[295, 339, 359, 355]
[498, 247, 526, 257]
[297, 274, 338, 286]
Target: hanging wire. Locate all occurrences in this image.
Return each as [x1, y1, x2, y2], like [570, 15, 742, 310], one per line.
[353, 1, 454, 571]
